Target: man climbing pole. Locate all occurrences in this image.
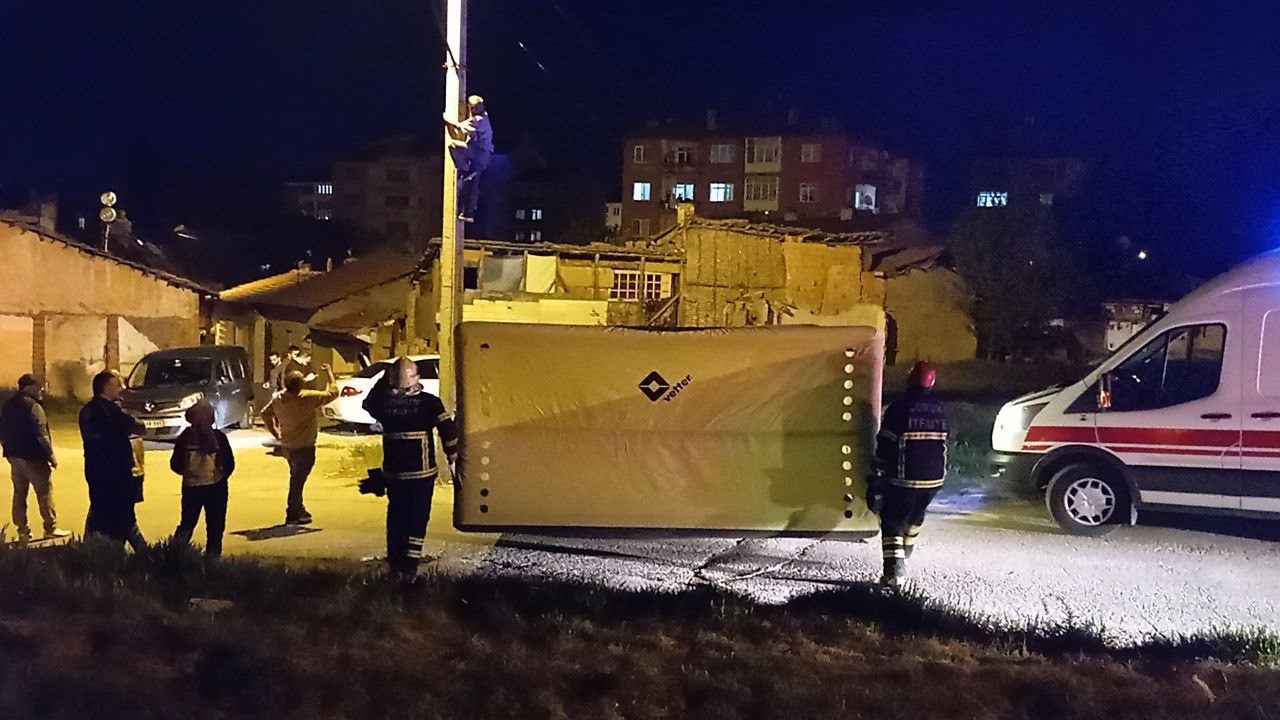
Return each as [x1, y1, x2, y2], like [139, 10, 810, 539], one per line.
[443, 94, 494, 223]
[867, 361, 949, 588]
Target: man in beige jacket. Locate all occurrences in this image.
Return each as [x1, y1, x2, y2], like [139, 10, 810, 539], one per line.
[260, 365, 337, 525]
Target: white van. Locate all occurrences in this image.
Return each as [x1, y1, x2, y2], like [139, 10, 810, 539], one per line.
[991, 249, 1280, 535]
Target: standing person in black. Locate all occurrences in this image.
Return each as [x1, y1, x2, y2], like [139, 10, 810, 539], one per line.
[867, 361, 949, 588]
[170, 400, 235, 557]
[360, 357, 459, 577]
[79, 369, 147, 550]
[0, 374, 70, 542]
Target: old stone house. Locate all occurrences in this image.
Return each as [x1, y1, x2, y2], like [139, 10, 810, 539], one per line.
[0, 218, 212, 398]
[644, 205, 975, 362]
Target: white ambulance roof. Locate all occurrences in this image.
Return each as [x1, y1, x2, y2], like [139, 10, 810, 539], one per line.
[1176, 248, 1280, 305]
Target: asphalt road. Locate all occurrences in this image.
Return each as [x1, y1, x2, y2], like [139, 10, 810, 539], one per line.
[8, 426, 1279, 643]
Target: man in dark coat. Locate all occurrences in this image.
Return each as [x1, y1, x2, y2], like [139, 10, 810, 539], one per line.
[79, 369, 147, 550]
[0, 374, 69, 542]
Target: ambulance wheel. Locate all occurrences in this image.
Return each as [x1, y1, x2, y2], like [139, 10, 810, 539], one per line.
[1046, 463, 1127, 536]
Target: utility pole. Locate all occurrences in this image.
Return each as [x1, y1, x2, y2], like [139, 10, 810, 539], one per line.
[439, 0, 467, 412]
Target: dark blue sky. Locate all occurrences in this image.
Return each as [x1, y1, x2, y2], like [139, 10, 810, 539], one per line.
[3, 1, 1279, 271]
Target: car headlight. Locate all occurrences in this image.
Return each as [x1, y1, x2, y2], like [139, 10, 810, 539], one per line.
[179, 393, 204, 410]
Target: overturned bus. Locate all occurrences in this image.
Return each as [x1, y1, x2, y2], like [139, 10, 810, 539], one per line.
[452, 322, 884, 536]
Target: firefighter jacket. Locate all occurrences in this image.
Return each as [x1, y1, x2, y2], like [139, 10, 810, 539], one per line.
[874, 389, 949, 489]
[362, 381, 459, 481]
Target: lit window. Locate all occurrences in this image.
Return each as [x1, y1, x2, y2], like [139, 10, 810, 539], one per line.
[531, 208, 543, 220]
[673, 146, 693, 164]
[633, 145, 648, 163]
[633, 182, 652, 201]
[1040, 193, 1055, 206]
[800, 144, 822, 163]
[710, 144, 734, 164]
[317, 183, 334, 195]
[515, 231, 526, 241]
[318, 210, 332, 221]
[799, 183, 817, 203]
[709, 183, 735, 202]
[976, 191, 1009, 207]
[515, 209, 526, 220]
[745, 175, 778, 201]
[530, 230, 542, 242]
[745, 137, 781, 164]
[855, 184, 877, 211]
[672, 183, 694, 201]
[631, 218, 650, 237]
[77, 217, 86, 230]
[610, 206, 621, 216]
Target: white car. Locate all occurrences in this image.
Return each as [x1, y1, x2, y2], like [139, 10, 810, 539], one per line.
[323, 355, 440, 429]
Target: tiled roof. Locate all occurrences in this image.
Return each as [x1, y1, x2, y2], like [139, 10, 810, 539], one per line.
[219, 268, 322, 302]
[650, 216, 887, 246]
[220, 250, 423, 313]
[0, 218, 215, 295]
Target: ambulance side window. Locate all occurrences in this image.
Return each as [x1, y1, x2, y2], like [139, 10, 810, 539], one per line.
[1261, 310, 1280, 398]
[1107, 323, 1226, 411]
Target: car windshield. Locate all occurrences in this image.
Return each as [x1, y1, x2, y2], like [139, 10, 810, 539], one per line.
[354, 361, 392, 379]
[352, 359, 439, 380]
[128, 357, 212, 388]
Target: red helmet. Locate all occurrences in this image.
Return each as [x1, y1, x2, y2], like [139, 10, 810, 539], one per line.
[908, 361, 937, 390]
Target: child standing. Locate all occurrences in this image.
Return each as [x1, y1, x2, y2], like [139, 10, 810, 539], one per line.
[170, 400, 235, 557]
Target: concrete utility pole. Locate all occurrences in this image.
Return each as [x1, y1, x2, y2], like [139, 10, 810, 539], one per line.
[439, 0, 467, 412]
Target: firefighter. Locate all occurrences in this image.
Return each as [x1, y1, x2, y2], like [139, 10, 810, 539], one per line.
[359, 357, 459, 577]
[867, 361, 948, 588]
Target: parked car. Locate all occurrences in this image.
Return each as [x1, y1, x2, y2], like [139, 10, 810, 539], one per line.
[991, 249, 1280, 535]
[122, 346, 254, 440]
[323, 355, 440, 429]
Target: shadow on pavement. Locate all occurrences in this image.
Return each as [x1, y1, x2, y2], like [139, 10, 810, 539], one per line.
[1138, 511, 1280, 542]
[231, 525, 323, 542]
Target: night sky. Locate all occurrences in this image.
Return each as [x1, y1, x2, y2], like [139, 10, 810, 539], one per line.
[3, 1, 1279, 274]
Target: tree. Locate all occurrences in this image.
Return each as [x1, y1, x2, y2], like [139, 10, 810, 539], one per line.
[949, 203, 1083, 360]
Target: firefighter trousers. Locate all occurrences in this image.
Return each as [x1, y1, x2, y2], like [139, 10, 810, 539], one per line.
[879, 485, 939, 579]
[385, 478, 435, 576]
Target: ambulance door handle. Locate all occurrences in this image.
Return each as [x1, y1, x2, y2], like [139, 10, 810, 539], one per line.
[1200, 413, 1232, 420]
[1252, 411, 1280, 419]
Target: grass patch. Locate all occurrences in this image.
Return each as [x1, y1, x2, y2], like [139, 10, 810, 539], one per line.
[0, 541, 1276, 719]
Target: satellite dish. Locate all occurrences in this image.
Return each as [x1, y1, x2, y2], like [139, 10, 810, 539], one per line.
[100, 191, 117, 207]
[99, 207, 118, 223]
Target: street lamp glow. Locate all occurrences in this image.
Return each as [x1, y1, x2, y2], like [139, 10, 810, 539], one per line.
[1137, 250, 1148, 260]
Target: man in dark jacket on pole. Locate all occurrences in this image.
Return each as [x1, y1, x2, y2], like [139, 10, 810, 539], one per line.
[360, 357, 459, 577]
[867, 361, 949, 588]
[79, 369, 147, 550]
[0, 374, 70, 542]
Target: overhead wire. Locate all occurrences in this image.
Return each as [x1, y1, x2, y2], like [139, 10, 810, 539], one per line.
[486, 6, 616, 141]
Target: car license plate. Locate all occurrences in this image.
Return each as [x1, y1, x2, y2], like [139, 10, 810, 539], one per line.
[142, 419, 166, 429]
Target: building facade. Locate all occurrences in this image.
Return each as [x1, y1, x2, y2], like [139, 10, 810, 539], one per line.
[0, 219, 210, 398]
[970, 156, 1090, 209]
[621, 115, 924, 240]
[282, 181, 336, 221]
[331, 136, 444, 246]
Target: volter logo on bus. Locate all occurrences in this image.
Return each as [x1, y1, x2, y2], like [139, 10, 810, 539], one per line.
[638, 371, 693, 403]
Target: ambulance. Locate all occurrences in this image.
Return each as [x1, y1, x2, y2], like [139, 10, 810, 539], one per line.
[991, 249, 1280, 535]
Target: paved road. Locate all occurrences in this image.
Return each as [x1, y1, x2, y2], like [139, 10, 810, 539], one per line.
[8, 426, 1279, 643]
